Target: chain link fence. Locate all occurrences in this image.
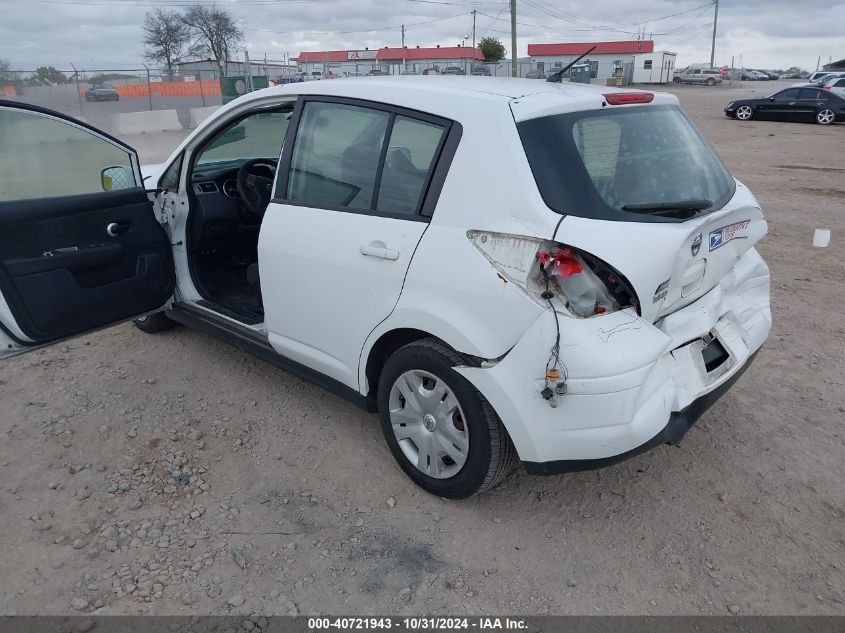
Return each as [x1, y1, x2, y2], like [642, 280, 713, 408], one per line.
[0, 67, 278, 132]
[1, 61, 779, 139]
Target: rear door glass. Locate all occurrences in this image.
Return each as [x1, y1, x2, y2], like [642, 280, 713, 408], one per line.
[376, 116, 445, 215]
[286, 102, 390, 209]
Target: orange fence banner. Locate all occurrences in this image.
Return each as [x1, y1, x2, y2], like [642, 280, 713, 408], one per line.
[79, 80, 221, 98]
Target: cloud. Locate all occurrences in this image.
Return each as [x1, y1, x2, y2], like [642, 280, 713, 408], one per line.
[0, 0, 841, 71]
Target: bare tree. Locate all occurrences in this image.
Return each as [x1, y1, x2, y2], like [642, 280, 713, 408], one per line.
[143, 8, 191, 80]
[183, 5, 243, 77]
[0, 58, 15, 83]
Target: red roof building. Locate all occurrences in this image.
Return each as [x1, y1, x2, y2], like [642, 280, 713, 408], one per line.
[296, 46, 485, 64]
[527, 40, 655, 57]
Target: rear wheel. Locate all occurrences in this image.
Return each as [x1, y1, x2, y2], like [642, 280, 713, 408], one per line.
[736, 105, 754, 120]
[706, 77, 716, 86]
[377, 339, 517, 498]
[133, 312, 177, 334]
[673, 76, 681, 83]
[816, 108, 835, 125]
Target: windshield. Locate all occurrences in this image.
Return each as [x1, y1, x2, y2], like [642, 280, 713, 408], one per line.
[517, 104, 736, 222]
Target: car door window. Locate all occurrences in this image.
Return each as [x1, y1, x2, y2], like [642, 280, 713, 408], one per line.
[286, 101, 390, 209]
[0, 106, 135, 202]
[773, 89, 799, 101]
[376, 116, 445, 215]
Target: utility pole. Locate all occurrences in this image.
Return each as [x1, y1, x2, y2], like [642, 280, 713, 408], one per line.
[401, 25, 406, 74]
[510, 0, 517, 77]
[709, 0, 719, 68]
[70, 63, 83, 117]
[401, 24, 405, 48]
[471, 10, 476, 72]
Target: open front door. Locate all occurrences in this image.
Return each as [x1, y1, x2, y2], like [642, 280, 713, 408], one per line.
[0, 101, 175, 360]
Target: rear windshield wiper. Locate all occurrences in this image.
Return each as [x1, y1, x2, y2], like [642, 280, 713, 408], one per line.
[622, 199, 712, 216]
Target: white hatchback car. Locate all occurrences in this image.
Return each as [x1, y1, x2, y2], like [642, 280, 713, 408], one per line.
[0, 79, 771, 498]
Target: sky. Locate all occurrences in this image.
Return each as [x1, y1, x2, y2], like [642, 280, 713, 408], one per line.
[0, 0, 843, 72]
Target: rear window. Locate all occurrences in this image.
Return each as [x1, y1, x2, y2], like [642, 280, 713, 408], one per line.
[517, 105, 736, 222]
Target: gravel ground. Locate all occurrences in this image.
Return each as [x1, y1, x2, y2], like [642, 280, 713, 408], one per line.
[0, 82, 843, 617]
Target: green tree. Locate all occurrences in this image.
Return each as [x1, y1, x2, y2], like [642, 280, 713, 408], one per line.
[34, 66, 67, 85]
[183, 5, 243, 77]
[478, 37, 506, 62]
[143, 8, 191, 79]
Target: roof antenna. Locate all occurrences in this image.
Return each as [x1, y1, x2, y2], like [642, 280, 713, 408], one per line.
[547, 45, 597, 83]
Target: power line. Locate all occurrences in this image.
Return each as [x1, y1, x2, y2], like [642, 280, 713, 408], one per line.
[476, 1, 714, 38]
[518, 0, 715, 35]
[242, 11, 471, 36]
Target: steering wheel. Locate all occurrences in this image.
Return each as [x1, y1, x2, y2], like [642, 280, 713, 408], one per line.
[236, 158, 278, 221]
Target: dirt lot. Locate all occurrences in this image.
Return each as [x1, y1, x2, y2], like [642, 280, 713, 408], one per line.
[0, 82, 843, 617]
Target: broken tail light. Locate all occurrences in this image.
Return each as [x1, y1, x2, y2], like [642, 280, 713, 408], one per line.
[469, 232, 639, 318]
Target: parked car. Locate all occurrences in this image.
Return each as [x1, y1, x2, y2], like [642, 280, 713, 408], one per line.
[421, 68, 440, 75]
[724, 86, 843, 124]
[270, 76, 303, 85]
[366, 69, 386, 76]
[525, 71, 547, 79]
[791, 71, 845, 87]
[442, 66, 466, 75]
[470, 66, 491, 76]
[673, 63, 711, 80]
[807, 71, 835, 83]
[818, 74, 845, 98]
[674, 68, 723, 85]
[760, 71, 780, 80]
[0, 80, 771, 498]
[84, 83, 119, 101]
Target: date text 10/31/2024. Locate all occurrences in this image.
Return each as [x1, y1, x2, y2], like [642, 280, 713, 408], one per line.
[307, 617, 529, 630]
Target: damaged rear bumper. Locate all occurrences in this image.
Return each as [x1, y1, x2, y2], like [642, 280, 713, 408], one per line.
[455, 247, 771, 469]
[521, 349, 759, 475]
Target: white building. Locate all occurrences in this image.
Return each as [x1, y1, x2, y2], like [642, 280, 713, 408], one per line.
[526, 40, 677, 84]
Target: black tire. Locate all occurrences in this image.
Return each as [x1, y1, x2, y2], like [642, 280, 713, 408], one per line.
[706, 77, 716, 86]
[673, 76, 681, 83]
[133, 311, 177, 334]
[377, 338, 518, 499]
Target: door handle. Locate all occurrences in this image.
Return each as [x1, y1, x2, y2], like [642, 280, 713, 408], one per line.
[360, 241, 399, 261]
[106, 222, 129, 237]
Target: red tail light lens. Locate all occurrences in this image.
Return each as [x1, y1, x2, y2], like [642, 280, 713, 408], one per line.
[468, 232, 639, 319]
[603, 92, 655, 105]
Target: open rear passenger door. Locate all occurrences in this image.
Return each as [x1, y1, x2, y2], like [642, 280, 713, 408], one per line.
[0, 101, 175, 360]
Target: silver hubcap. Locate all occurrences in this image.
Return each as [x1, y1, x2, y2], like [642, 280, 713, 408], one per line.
[818, 109, 834, 124]
[737, 106, 752, 120]
[389, 369, 469, 479]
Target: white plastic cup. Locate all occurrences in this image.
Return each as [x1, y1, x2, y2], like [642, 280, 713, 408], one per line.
[813, 229, 831, 248]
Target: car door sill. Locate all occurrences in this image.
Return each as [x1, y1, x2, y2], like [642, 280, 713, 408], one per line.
[166, 302, 376, 412]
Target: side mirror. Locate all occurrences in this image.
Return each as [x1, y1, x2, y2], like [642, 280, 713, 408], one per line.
[101, 165, 133, 191]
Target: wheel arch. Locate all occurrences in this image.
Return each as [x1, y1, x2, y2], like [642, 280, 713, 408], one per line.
[362, 327, 485, 409]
